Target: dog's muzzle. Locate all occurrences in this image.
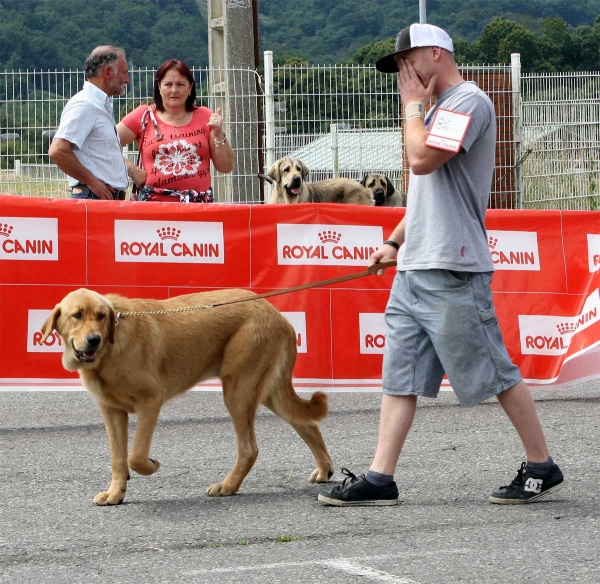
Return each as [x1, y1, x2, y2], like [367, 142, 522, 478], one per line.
[73, 334, 102, 363]
[285, 176, 303, 197]
[373, 189, 386, 206]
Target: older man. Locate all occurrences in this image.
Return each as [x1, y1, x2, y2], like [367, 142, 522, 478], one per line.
[49, 45, 143, 200]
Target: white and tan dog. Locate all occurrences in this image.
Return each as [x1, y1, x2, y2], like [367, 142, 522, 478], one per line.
[41, 288, 334, 505]
[267, 157, 374, 205]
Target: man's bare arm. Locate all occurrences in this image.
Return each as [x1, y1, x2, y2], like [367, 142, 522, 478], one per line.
[48, 138, 115, 200]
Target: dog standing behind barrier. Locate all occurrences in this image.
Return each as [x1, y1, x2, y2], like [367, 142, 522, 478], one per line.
[267, 157, 374, 205]
[40, 287, 334, 505]
[361, 173, 406, 207]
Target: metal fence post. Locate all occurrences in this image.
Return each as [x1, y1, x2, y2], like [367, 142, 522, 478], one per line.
[511, 53, 523, 209]
[330, 123, 339, 178]
[263, 51, 275, 202]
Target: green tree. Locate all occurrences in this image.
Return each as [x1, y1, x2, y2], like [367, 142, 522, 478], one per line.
[574, 16, 600, 70]
[350, 39, 396, 66]
[471, 17, 522, 63]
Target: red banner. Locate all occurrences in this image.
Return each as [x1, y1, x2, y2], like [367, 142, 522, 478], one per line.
[1, 195, 598, 391]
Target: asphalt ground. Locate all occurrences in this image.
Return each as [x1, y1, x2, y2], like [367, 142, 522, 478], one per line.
[1, 381, 599, 584]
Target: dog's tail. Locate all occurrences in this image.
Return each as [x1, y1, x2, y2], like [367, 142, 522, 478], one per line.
[257, 172, 275, 185]
[301, 391, 329, 421]
[267, 384, 329, 423]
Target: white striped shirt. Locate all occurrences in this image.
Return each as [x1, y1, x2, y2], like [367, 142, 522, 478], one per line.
[54, 81, 128, 189]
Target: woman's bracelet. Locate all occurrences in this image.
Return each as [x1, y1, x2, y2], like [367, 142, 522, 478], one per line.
[383, 240, 400, 251]
[214, 133, 228, 147]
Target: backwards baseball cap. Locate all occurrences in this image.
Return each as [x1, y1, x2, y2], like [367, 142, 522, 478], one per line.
[375, 23, 454, 73]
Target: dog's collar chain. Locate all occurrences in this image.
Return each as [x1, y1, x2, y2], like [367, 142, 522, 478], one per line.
[115, 305, 216, 325]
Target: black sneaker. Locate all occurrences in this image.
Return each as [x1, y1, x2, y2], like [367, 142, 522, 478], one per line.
[489, 462, 564, 505]
[318, 468, 399, 506]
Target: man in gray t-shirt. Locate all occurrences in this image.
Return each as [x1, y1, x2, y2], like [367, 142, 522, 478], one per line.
[401, 81, 496, 272]
[319, 23, 564, 508]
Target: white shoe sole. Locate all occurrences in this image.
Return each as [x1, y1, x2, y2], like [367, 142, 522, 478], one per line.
[318, 493, 399, 506]
[489, 480, 565, 505]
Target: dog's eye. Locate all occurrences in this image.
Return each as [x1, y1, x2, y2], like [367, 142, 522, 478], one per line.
[73, 312, 82, 319]
[98, 313, 106, 321]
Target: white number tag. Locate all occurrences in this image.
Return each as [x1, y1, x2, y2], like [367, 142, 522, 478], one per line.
[425, 108, 472, 152]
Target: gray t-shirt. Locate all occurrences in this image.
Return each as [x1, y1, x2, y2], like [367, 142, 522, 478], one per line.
[398, 81, 495, 273]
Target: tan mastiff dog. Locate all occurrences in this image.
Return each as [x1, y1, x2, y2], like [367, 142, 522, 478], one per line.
[267, 157, 374, 205]
[41, 288, 334, 505]
[361, 173, 406, 207]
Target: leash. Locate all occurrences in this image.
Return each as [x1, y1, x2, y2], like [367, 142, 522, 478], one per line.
[115, 260, 397, 323]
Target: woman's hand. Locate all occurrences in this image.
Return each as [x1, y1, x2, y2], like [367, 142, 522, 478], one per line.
[207, 107, 225, 140]
[129, 164, 147, 188]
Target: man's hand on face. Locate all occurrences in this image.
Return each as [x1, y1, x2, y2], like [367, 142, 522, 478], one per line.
[396, 58, 437, 105]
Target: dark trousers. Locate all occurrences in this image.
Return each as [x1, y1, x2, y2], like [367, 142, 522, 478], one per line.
[70, 184, 126, 200]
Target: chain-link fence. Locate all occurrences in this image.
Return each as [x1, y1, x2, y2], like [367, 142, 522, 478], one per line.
[1, 57, 598, 209]
[520, 70, 600, 210]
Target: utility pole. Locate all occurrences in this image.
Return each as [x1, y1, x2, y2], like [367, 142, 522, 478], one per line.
[207, 0, 260, 202]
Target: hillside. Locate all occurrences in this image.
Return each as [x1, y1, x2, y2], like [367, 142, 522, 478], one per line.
[260, 0, 600, 63]
[0, 0, 598, 69]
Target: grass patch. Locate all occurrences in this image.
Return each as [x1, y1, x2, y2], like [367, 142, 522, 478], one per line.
[273, 535, 303, 543]
[0, 171, 70, 198]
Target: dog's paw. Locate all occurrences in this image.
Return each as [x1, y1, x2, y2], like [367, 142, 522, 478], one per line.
[93, 490, 125, 506]
[308, 467, 334, 483]
[128, 457, 160, 476]
[205, 482, 238, 497]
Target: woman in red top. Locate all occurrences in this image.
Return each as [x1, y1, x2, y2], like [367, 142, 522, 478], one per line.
[118, 59, 234, 202]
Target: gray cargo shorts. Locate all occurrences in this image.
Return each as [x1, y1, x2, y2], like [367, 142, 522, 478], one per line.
[382, 269, 522, 406]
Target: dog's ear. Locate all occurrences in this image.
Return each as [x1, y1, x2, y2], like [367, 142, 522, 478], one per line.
[40, 304, 61, 343]
[360, 175, 368, 187]
[301, 162, 310, 179]
[267, 161, 281, 183]
[386, 177, 396, 197]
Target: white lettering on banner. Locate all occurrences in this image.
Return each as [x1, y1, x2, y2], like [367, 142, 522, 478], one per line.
[487, 230, 540, 271]
[277, 224, 382, 266]
[114, 220, 224, 264]
[27, 310, 63, 353]
[359, 313, 386, 354]
[518, 288, 600, 355]
[0, 217, 58, 261]
[281, 312, 307, 353]
[588, 234, 600, 273]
